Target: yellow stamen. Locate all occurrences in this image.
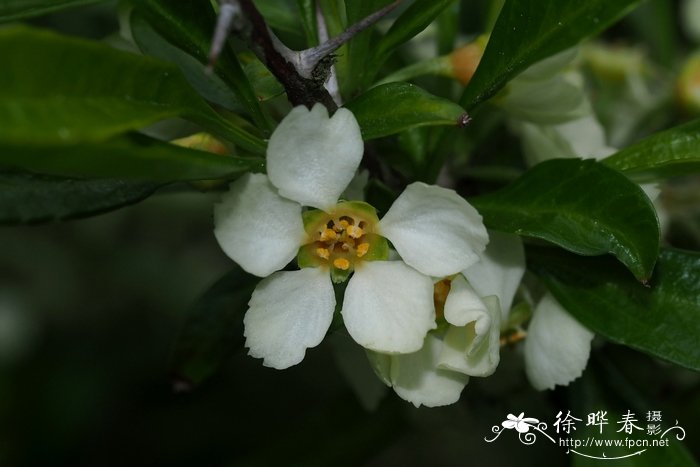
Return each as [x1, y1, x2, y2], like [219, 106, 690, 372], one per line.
[320, 228, 337, 242]
[337, 220, 350, 231]
[333, 258, 350, 270]
[316, 248, 330, 260]
[433, 279, 452, 320]
[500, 330, 527, 347]
[347, 225, 364, 239]
[356, 243, 370, 257]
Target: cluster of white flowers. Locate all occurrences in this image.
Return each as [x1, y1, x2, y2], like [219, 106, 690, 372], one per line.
[214, 104, 525, 406]
[213, 93, 612, 406]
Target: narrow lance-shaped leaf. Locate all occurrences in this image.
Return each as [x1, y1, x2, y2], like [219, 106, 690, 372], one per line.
[460, 0, 642, 110]
[343, 0, 394, 95]
[0, 134, 264, 182]
[0, 171, 159, 225]
[130, 12, 242, 114]
[372, 0, 456, 69]
[528, 245, 700, 373]
[133, 1, 271, 132]
[0, 27, 266, 154]
[470, 159, 660, 281]
[0, 0, 108, 22]
[602, 118, 700, 182]
[296, 0, 319, 47]
[345, 82, 468, 140]
[171, 266, 258, 388]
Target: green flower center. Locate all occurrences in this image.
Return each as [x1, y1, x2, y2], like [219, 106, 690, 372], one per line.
[297, 201, 388, 283]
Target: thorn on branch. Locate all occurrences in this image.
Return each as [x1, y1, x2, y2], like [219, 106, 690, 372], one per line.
[209, 0, 403, 112]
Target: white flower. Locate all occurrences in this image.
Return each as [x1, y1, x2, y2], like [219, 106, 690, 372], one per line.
[367, 233, 525, 407]
[524, 293, 594, 390]
[213, 104, 488, 369]
[500, 48, 663, 390]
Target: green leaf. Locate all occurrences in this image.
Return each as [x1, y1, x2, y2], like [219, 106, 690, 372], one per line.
[255, 0, 304, 37]
[133, 1, 271, 131]
[528, 246, 700, 373]
[171, 266, 258, 388]
[460, 0, 642, 110]
[296, 0, 319, 47]
[373, 0, 456, 67]
[242, 57, 286, 102]
[0, 134, 264, 182]
[0, 0, 107, 22]
[345, 82, 468, 140]
[0, 171, 158, 224]
[602, 118, 700, 182]
[470, 159, 659, 281]
[0, 26, 265, 154]
[129, 11, 241, 113]
[343, 0, 393, 95]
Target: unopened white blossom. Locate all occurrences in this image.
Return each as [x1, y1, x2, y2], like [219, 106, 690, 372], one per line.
[368, 233, 525, 407]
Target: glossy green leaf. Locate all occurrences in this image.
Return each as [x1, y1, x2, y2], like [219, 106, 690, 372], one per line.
[243, 58, 286, 102]
[345, 82, 468, 140]
[129, 12, 241, 113]
[373, 0, 456, 67]
[470, 159, 659, 280]
[460, 0, 641, 110]
[0, 171, 158, 224]
[0, 0, 107, 22]
[343, 0, 393, 95]
[528, 246, 700, 372]
[603, 118, 700, 182]
[0, 26, 265, 154]
[133, 1, 270, 131]
[171, 266, 258, 388]
[255, 0, 303, 37]
[0, 134, 264, 182]
[296, 0, 318, 47]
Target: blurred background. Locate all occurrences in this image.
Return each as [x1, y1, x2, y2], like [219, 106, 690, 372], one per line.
[2, 1, 700, 466]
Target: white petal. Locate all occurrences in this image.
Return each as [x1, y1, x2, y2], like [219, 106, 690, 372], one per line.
[378, 183, 489, 277]
[438, 295, 501, 377]
[514, 116, 615, 166]
[524, 293, 594, 390]
[341, 261, 436, 354]
[554, 116, 617, 160]
[499, 70, 589, 124]
[389, 333, 469, 408]
[214, 173, 305, 277]
[518, 48, 579, 80]
[462, 231, 525, 319]
[365, 349, 392, 387]
[442, 274, 489, 327]
[244, 268, 335, 369]
[267, 104, 364, 210]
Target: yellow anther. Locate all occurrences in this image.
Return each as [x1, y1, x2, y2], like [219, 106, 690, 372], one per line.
[356, 243, 370, 257]
[320, 229, 337, 242]
[333, 258, 350, 270]
[347, 225, 364, 239]
[338, 220, 350, 231]
[316, 248, 330, 260]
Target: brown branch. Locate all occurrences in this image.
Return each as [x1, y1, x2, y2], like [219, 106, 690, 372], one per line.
[210, 0, 403, 113]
